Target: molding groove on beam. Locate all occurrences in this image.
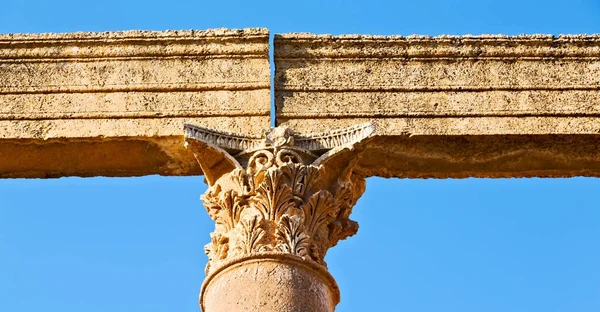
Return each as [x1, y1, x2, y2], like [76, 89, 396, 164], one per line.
[2, 30, 600, 178]
[275, 34, 600, 178]
[0, 28, 271, 178]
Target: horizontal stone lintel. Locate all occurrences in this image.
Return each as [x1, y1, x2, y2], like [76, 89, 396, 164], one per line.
[0, 28, 270, 178]
[275, 34, 600, 178]
[3, 31, 600, 178]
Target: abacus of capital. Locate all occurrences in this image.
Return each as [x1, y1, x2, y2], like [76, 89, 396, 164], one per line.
[1, 28, 600, 312]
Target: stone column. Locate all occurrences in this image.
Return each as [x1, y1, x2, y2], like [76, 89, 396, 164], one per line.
[184, 123, 375, 312]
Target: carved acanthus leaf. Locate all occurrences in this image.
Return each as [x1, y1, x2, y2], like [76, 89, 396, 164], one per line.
[238, 215, 266, 255]
[186, 123, 374, 274]
[276, 215, 309, 257]
[251, 168, 296, 222]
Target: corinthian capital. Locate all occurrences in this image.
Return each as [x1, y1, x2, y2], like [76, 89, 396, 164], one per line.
[184, 123, 375, 275]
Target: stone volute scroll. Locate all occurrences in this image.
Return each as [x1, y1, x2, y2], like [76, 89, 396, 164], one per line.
[184, 122, 374, 312]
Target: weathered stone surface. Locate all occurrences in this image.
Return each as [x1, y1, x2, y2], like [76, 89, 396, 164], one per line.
[185, 123, 373, 311]
[0, 28, 270, 178]
[275, 34, 600, 178]
[201, 255, 339, 312]
[4, 30, 600, 178]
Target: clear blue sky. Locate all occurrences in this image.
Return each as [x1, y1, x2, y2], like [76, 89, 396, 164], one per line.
[1, 1, 599, 311]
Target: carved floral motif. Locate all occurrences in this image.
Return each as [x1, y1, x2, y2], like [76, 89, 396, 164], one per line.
[185, 124, 374, 274]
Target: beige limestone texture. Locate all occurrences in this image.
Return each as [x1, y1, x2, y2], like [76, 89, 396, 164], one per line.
[201, 255, 339, 312]
[184, 123, 373, 311]
[0, 28, 270, 178]
[3, 31, 600, 179]
[275, 34, 600, 178]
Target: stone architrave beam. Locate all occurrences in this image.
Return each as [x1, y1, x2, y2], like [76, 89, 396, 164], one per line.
[2, 30, 600, 179]
[0, 28, 270, 178]
[184, 122, 375, 312]
[275, 34, 600, 178]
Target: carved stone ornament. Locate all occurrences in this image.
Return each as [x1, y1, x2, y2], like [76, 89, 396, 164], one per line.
[184, 122, 375, 275]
